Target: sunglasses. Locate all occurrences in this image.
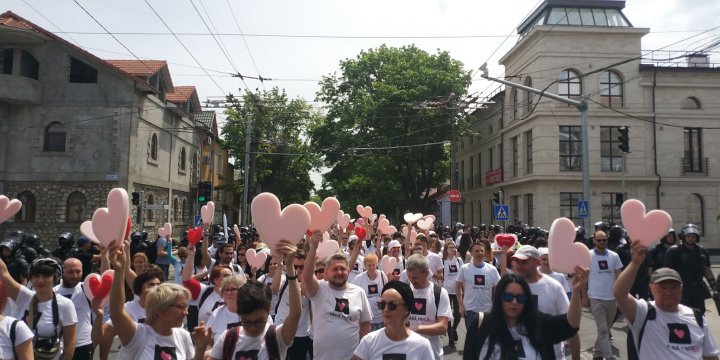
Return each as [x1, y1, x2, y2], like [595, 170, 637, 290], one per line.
[377, 300, 405, 311]
[595, 238, 607, 242]
[315, 268, 325, 275]
[501, 292, 528, 304]
[293, 265, 304, 271]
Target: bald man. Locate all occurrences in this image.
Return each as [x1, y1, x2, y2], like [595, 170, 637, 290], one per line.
[54, 258, 95, 360]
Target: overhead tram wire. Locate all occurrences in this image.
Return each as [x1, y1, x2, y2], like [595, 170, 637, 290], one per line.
[142, 0, 227, 95]
[225, 0, 266, 89]
[195, 0, 241, 74]
[187, 0, 242, 80]
[21, 0, 82, 46]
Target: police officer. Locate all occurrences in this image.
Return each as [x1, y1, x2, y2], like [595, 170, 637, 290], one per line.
[647, 229, 677, 275]
[129, 230, 149, 257]
[0, 237, 29, 284]
[52, 231, 77, 262]
[664, 223, 716, 313]
[607, 225, 626, 251]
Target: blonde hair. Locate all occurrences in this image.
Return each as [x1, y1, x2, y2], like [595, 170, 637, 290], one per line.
[145, 283, 190, 324]
[220, 274, 247, 293]
[364, 253, 378, 265]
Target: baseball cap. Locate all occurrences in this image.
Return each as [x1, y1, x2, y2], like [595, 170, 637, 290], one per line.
[512, 245, 541, 260]
[650, 268, 683, 284]
[388, 240, 402, 248]
[349, 235, 359, 242]
[537, 247, 549, 257]
[77, 236, 90, 246]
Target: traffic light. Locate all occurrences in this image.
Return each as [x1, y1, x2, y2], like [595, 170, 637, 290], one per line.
[617, 126, 630, 153]
[492, 192, 501, 204]
[197, 181, 212, 202]
[131, 191, 140, 205]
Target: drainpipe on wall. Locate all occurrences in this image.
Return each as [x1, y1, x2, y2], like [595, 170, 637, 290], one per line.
[652, 69, 662, 209]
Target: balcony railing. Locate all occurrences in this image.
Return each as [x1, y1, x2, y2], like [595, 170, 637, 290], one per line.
[681, 157, 709, 175]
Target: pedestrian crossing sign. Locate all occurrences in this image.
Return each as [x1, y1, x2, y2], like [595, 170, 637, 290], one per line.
[578, 200, 589, 218]
[494, 205, 510, 221]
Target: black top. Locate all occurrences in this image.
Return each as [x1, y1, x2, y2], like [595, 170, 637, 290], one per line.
[665, 244, 710, 289]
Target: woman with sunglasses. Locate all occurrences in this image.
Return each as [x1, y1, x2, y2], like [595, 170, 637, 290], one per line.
[353, 281, 433, 360]
[463, 266, 588, 360]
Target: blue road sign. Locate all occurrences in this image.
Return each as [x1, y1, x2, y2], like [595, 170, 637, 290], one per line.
[194, 215, 203, 227]
[494, 205, 510, 221]
[578, 200, 589, 218]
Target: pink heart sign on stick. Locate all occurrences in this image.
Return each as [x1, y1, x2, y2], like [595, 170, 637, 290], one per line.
[403, 213, 423, 225]
[402, 226, 418, 244]
[245, 249, 268, 269]
[251, 193, 311, 251]
[0, 195, 22, 224]
[337, 211, 351, 230]
[82, 270, 114, 305]
[201, 201, 215, 225]
[80, 221, 100, 244]
[316, 239, 340, 259]
[377, 219, 393, 235]
[381, 255, 398, 276]
[548, 217, 591, 274]
[621, 199, 672, 246]
[92, 188, 129, 247]
[158, 223, 172, 238]
[356, 205, 373, 220]
[304, 198, 340, 232]
[233, 225, 242, 241]
[416, 218, 433, 230]
[494, 234, 518, 248]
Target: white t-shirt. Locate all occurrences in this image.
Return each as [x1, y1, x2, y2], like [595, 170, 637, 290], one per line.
[588, 249, 622, 300]
[528, 274, 569, 359]
[479, 325, 540, 360]
[210, 322, 290, 360]
[206, 305, 242, 344]
[16, 286, 77, 359]
[379, 255, 405, 277]
[117, 323, 194, 360]
[348, 254, 365, 283]
[309, 281, 372, 360]
[443, 256, 463, 294]
[427, 252, 444, 286]
[353, 328, 434, 360]
[629, 300, 720, 359]
[273, 279, 312, 337]
[193, 283, 224, 324]
[107, 298, 146, 326]
[407, 283, 453, 360]
[174, 261, 185, 285]
[257, 273, 283, 317]
[542, 270, 571, 293]
[0, 316, 33, 360]
[351, 271, 388, 324]
[54, 282, 93, 346]
[456, 262, 501, 312]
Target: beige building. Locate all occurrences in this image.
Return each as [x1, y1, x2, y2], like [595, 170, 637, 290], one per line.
[455, 0, 720, 246]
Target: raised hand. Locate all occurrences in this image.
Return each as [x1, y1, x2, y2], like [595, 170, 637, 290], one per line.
[630, 239, 647, 265]
[191, 321, 211, 351]
[108, 240, 126, 272]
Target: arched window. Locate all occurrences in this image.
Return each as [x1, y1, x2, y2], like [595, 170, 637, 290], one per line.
[180, 148, 187, 172]
[44, 122, 66, 152]
[146, 194, 155, 222]
[173, 198, 179, 222]
[66, 191, 86, 223]
[150, 133, 158, 161]
[15, 191, 36, 223]
[682, 97, 701, 110]
[182, 199, 187, 223]
[686, 194, 705, 231]
[600, 70, 623, 107]
[559, 69, 582, 100]
[524, 77, 534, 114]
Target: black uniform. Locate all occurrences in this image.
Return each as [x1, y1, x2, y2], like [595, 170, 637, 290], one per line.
[664, 243, 711, 312]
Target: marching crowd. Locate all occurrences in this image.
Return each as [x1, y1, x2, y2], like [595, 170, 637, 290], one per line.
[0, 220, 717, 360]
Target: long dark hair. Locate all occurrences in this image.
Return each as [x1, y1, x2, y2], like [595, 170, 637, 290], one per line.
[483, 273, 540, 360]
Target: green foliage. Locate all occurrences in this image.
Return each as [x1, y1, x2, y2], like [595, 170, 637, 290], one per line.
[222, 87, 321, 205]
[311, 45, 471, 216]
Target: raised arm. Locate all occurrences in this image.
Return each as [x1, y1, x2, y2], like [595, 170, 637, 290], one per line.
[201, 225, 211, 268]
[271, 257, 283, 294]
[567, 266, 589, 329]
[303, 231, 322, 297]
[109, 240, 137, 346]
[182, 244, 197, 283]
[277, 241, 301, 345]
[613, 239, 645, 325]
[0, 256, 22, 301]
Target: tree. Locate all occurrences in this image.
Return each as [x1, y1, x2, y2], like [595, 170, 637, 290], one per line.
[222, 88, 321, 206]
[310, 45, 471, 218]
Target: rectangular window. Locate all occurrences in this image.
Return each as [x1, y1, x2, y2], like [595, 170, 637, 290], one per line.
[601, 192, 623, 225]
[525, 194, 534, 226]
[559, 126, 582, 171]
[511, 195, 519, 224]
[601, 126, 624, 172]
[477, 152, 482, 187]
[560, 192, 583, 225]
[460, 160, 465, 191]
[1, 48, 13, 75]
[469, 156, 474, 189]
[488, 147, 494, 171]
[684, 128, 703, 173]
[525, 130, 533, 174]
[69, 57, 98, 83]
[512, 136, 518, 177]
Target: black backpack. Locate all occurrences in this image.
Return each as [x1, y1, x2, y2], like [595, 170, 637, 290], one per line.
[146, 237, 160, 264]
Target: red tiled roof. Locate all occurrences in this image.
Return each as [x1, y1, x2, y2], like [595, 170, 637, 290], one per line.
[166, 86, 196, 103]
[0, 12, 34, 30]
[105, 60, 167, 77]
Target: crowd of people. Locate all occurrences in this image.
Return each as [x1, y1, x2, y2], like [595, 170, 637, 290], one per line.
[0, 219, 717, 359]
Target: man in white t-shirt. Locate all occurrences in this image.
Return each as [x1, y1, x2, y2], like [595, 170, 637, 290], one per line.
[55, 258, 94, 360]
[585, 230, 623, 360]
[414, 234, 444, 286]
[614, 239, 720, 360]
[405, 254, 452, 360]
[304, 231, 372, 360]
[456, 242, 500, 330]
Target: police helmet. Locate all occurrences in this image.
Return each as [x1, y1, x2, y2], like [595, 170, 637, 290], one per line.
[594, 221, 610, 233]
[0, 239, 19, 253]
[24, 233, 41, 247]
[576, 226, 586, 238]
[58, 232, 74, 248]
[609, 225, 625, 240]
[680, 224, 702, 241]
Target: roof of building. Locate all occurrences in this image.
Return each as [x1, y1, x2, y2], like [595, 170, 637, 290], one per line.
[105, 60, 168, 77]
[166, 86, 197, 103]
[195, 111, 215, 128]
[517, 0, 631, 37]
[0, 11, 34, 30]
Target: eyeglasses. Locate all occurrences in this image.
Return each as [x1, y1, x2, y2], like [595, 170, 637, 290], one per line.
[170, 303, 190, 310]
[238, 253, 246, 257]
[377, 300, 405, 311]
[293, 265, 304, 271]
[223, 287, 239, 293]
[501, 292, 528, 304]
[595, 238, 607, 242]
[239, 319, 267, 328]
[315, 268, 325, 275]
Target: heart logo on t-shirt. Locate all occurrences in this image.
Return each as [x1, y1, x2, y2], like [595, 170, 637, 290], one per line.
[513, 339, 526, 357]
[368, 284, 378, 295]
[410, 298, 427, 315]
[353, 263, 359, 271]
[234, 349, 259, 360]
[474, 274, 485, 286]
[335, 298, 350, 314]
[154, 345, 177, 360]
[668, 323, 691, 344]
[449, 264, 457, 273]
[392, 269, 400, 276]
[598, 260, 608, 270]
[382, 354, 407, 360]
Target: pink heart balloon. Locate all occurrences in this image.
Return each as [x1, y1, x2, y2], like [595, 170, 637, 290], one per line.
[356, 205, 373, 219]
[304, 197, 341, 232]
[233, 225, 242, 241]
[379, 214, 386, 222]
[548, 217, 591, 274]
[621, 199, 672, 246]
[245, 249, 268, 269]
[82, 270, 114, 305]
[0, 196, 22, 224]
[316, 239, 340, 259]
[377, 219, 393, 235]
[337, 211, 351, 230]
[79, 221, 100, 244]
[251, 193, 311, 251]
[92, 188, 129, 247]
[381, 255, 398, 276]
[201, 201, 215, 225]
[403, 213, 423, 224]
[423, 214, 436, 223]
[402, 226, 418, 244]
[416, 218, 432, 230]
[158, 223, 172, 238]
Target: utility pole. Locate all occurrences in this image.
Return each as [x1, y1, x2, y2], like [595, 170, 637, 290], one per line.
[242, 113, 252, 226]
[480, 65, 592, 230]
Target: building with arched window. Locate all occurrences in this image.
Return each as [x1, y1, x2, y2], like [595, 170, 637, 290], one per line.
[454, 0, 720, 247]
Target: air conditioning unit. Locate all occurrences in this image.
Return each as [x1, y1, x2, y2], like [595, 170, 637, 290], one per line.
[203, 156, 210, 164]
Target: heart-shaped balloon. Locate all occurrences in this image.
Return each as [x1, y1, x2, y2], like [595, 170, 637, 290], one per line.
[316, 239, 340, 259]
[381, 255, 398, 276]
[423, 214, 436, 223]
[158, 223, 172, 238]
[548, 217, 591, 274]
[494, 234, 518, 248]
[92, 188, 130, 247]
[377, 219, 393, 235]
[186, 227, 203, 246]
[251, 193, 311, 250]
[304, 197, 341, 233]
[370, 214, 378, 224]
[83, 270, 114, 305]
[80, 221, 100, 244]
[124, 217, 132, 241]
[355, 226, 367, 240]
[337, 211, 351, 229]
[402, 226, 418, 244]
[233, 225, 241, 241]
[0, 196, 22, 224]
[356, 205, 373, 220]
[621, 199, 672, 246]
[416, 218, 433, 230]
[245, 249, 268, 269]
[378, 214, 386, 222]
[403, 213, 423, 224]
[201, 201, 215, 225]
